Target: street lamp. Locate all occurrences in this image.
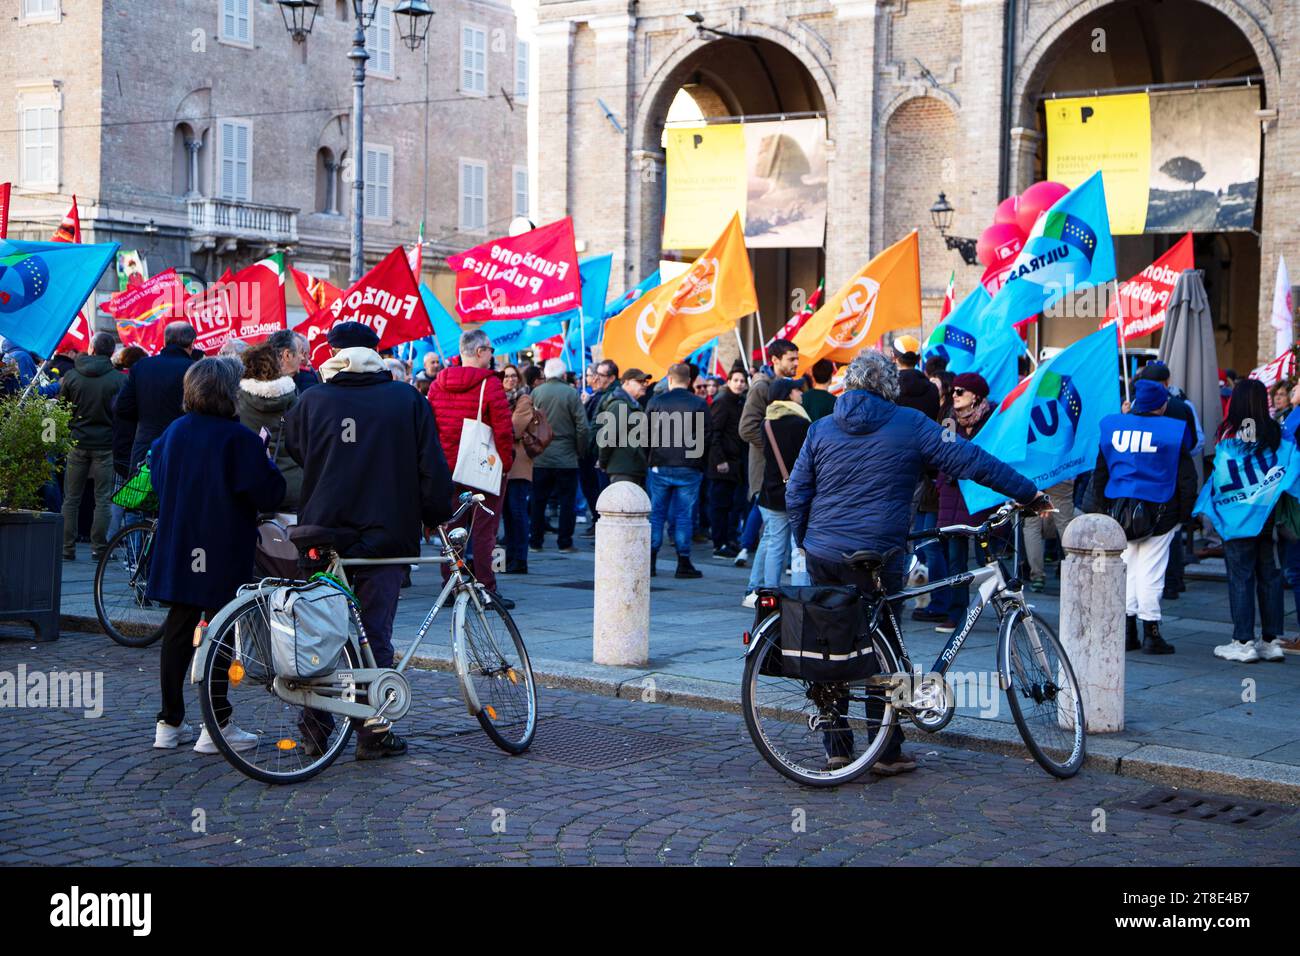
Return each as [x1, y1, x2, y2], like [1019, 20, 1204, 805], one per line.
[929, 192, 980, 267]
[278, 0, 319, 42]
[394, 0, 434, 51]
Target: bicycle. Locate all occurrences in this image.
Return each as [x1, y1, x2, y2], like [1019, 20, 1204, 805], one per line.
[741, 501, 1085, 787]
[188, 492, 537, 784]
[94, 517, 166, 648]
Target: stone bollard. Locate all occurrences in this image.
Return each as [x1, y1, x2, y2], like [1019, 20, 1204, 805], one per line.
[1059, 513, 1129, 732]
[593, 481, 651, 666]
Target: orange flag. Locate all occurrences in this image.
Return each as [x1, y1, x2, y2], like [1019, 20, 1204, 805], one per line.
[794, 231, 921, 373]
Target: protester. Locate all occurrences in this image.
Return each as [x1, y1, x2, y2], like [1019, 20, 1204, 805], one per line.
[802, 359, 836, 421]
[579, 359, 618, 536]
[1274, 382, 1291, 422]
[428, 329, 515, 607]
[57, 332, 124, 561]
[291, 331, 319, 393]
[114, 321, 199, 467]
[1137, 360, 1202, 597]
[502, 364, 536, 575]
[147, 357, 285, 753]
[414, 351, 443, 388]
[786, 351, 1044, 775]
[755, 377, 811, 589]
[217, 338, 249, 358]
[283, 321, 454, 760]
[647, 362, 712, 579]
[0, 335, 59, 397]
[892, 334, 940, 420]
[1210, 379, 1287, 663]
[529, 357, 589, 553]
[707, 367, 748, 558]
[236, 342, 303, 512]
[1083, 379, 1197, 654]
[595, 368, 649, 486]
[739, 339, 800, 594]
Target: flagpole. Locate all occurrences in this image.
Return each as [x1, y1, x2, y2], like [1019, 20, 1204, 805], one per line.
[578, 306, 588, 388]
[754, 310, 768, 366]
[17, 359, 51, 403]
[734, 326, 751, 375]
[1113, 278, 1132, 405]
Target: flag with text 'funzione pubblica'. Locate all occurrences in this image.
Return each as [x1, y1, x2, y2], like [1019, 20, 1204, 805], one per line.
[960, 325, 1120, 512]
[474, 254, 615, 355]
[305, 247, 431, 367]
[447, 217, 582, 324]
[922, 284, 1024, 403]
[0, 238, 118, 357]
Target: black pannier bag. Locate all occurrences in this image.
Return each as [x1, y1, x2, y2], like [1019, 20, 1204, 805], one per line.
[777, 585, 875, 682]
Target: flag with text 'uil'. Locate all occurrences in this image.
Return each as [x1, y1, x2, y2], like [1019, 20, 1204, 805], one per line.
[959, 325, 1120, 512]
[982, 171, 1117, 328]
[922, 284, 1023, 402]
[0, 239, 119, 357]
[793, 231, 921, 374]
[558, 254, 614, 364]
[1195, 437, 1300, 540]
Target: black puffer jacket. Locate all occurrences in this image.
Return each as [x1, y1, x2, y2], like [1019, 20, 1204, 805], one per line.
[897, 367, 940, 421]
[707, 387, 746, 482]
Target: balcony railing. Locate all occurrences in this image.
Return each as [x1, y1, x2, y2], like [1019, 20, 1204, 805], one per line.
[187, 197, 298, 244]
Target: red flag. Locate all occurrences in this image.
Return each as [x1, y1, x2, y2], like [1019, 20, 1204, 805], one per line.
[51, 197, 89, 353]
[938, 271, 956, 322]
[769, 278, 825, 347]
[290, 266, 342, 326]
[52, 196, 82, 244]
[1101, 233, 1194, 341]
[1250, 349, 1296, 389]
[183, 253, 288, 354]
[980, 233, 1025, 297]
[0, 183, 11, 239]
[533, 333, 565, 363]
[447, 217, 581, 323]
[102, 269, 190, 355]
[304, 247, 432, 367]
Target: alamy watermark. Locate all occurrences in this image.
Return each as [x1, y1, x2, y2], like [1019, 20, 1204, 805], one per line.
[0, 665, 103, 718]
[594, 405, 706, 459]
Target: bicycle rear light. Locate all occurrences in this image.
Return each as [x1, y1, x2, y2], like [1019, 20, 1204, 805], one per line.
[758, 595, 778, 609]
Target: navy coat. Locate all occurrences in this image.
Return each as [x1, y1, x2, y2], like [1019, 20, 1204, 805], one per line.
[115, 345, 197, 466]
[786, 390, 1037, 563]
[146, 413, 286, 609]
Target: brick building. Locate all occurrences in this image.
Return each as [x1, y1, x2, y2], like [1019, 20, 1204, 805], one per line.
[1, 0, 529, 321]
[533, 0, 1289, 372]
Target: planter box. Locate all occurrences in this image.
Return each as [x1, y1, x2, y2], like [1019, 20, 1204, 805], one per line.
[0, 510, 63, 641]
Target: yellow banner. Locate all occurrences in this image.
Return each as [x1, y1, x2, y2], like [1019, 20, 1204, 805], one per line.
[1046, 93, 1150, 235]
[662, 125, 747, 250]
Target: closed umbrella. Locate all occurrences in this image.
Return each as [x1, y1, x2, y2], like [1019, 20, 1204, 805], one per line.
[1159, 269, 1223, 460]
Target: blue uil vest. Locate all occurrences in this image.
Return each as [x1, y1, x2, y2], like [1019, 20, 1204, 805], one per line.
[1100, 413, 1186, 503]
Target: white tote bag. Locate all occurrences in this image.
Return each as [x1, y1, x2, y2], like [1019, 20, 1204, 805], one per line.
[451, 381, 504, 495]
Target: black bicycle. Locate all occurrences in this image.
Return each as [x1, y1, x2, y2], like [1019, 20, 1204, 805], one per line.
[94, 517, 166, 648]
[741, 501, 1086, 787]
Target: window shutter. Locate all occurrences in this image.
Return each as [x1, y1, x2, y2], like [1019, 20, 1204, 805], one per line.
[235, 123, 250, 201]
[378, 149, 391, 219]
[220, 121, 235, 199]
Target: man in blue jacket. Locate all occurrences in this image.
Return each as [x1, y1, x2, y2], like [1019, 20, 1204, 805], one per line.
[114, 321, 199, 467]
[785, 350, 1045, 776]
[647, 362, 713, 579]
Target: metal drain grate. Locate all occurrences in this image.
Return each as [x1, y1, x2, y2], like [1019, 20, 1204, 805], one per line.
[448, 717, 701, 770]
[1117, 788, 1295, 829]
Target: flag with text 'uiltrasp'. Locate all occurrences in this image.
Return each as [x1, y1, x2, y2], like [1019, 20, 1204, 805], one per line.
[922, 284, 1023, 402]
[0, 238, 118, 357]
[305, 247, 430, 367]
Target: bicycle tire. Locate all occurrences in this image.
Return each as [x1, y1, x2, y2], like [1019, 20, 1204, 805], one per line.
[93, 521, 165, 648]
[452, 588, 537, 754]
[999, 607, 1086, 778]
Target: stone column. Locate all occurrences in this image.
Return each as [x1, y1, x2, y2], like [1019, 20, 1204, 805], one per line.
[593, 481, 651, 666]
[1059, 513, 1128, 732]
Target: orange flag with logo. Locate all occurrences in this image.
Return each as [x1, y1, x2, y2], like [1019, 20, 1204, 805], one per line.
[794, 231, 921, 373]
[604, 214, 757, 377]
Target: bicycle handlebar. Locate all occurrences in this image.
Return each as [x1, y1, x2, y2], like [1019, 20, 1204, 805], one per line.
[907, 499, 1043, 543]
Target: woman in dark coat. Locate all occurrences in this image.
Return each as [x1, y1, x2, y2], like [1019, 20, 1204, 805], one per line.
[707, 368, 748, 556]
[148, 357, 285, 753]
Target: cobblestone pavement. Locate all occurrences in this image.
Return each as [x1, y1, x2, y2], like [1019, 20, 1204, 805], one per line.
[2, 631, 1297, 866]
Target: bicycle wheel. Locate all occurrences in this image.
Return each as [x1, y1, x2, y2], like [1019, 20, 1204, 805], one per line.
[453, 588, 537, 754]
[999, 606, 1086, 778]
[198, 591, 358, 785]
[741, 611, 902, 787]
[93, 521, 165, 648]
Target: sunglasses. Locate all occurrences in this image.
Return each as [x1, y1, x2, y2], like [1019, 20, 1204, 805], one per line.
[953, 387, 970, 397]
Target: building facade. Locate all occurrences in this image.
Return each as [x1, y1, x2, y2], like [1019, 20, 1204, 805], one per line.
[2, 0, 529, 322]
[533, 0, 1290, 372]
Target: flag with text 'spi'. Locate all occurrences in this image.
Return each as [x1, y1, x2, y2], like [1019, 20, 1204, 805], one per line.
[0, 183, 10, 239]
[983, 171, 1117, 328]
[0, 238, 119, 357]
[1196, 438, 1300, 540]
[959, 325, 1120, 513]
[1101, 232, 1193, 341]
[305, 247, 431, 367]
[50, 197, 91, 355]
[922, 284, 1023, 402]
[447, 217, 581, 323]
[102, 268, 190, 355]
[183, 253, 287, 354]
[794, 231, 921, 373]
[289, 267, 342, 328]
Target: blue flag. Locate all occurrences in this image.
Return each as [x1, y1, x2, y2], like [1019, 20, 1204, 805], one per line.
[419, 284, 467, 359]
[605, 270, 661, 320]
[0, 239, 119, 356]
[1195, 438, 1300, 540]
[558, 254, 614, 366]
[982, 172, 1117, 328]
[922, 285, 1023, 402]
[960, 325, 1120, 512]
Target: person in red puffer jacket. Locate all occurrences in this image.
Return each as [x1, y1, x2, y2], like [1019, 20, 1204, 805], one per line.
[428, 328, 516, 605]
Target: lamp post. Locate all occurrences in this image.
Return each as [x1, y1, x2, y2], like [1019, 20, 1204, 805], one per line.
[929, 192, 981, 267]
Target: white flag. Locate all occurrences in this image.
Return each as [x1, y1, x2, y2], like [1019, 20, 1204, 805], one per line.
[1271, 254, 1293, 353]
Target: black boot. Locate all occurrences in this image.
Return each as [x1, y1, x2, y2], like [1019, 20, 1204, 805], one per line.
[675, 556, 702, 579]
[1142, 619, 1175, 655]
[650, 549, 658, 577]
[1125, 615, 1140, 652]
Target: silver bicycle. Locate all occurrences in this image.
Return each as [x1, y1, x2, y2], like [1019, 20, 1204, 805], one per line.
[189, 492, 537, 784]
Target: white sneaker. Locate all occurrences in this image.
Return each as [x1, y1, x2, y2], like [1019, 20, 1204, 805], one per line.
[1255, 638, 1286, 662]
[194, 722, 260, 754]
[741, 592, 758, 609]
[733, 548, 750, 567]
[152, 720, 195, 749]
[1214, 641, 1260, 663]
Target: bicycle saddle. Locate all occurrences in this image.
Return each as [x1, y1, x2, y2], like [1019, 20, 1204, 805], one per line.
[288, 525, 358, 553]
[841, 546, 902, 569]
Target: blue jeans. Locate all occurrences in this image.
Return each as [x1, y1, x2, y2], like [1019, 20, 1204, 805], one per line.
[757, 506, 810, 588]
[912, 510, 948, 615]
[503, 478, 531, 568]
[936, 536, 971, 621]
[1224, 537, 1284, 643]
[741, 496, 763, 550]
[649, 466, 702, 558]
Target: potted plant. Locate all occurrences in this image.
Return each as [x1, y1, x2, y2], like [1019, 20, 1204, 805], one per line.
[0, 392, 74, 641]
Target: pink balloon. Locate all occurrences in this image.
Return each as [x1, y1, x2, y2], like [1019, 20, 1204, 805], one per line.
[993, 196, 1021, 227]
[977, 223, 1025, 269]
[1016, 181, 1070, 235]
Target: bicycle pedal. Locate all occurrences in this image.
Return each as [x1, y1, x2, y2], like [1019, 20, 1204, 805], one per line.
[363, 715, 393, 732]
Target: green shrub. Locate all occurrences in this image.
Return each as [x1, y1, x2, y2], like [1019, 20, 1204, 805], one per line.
[0, 395, 74, 512]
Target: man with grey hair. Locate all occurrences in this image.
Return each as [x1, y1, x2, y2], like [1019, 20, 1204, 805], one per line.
[785, 348, 1048, 776]
[58, 331, 125, 560]
[114, 320, 200, 467]
[290, 330, 319, 392]
[529, 357, 589, 552]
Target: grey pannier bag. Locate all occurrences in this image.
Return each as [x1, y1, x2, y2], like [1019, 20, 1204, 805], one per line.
[268, 581, 351, 679]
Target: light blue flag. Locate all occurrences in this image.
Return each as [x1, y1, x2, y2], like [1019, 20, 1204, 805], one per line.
[1195, 438, 1300, 540]
[605, 270, 661, 320]
[558, 254, 614, 366]
[0, 239, 119, 356]
[959, 325, 1120, 512]
[922, 285, 1024, 402]
[981, 171, 1117, 328]
[419, 284, 467, 358]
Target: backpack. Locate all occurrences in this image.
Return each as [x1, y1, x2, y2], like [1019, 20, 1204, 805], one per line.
[1276, 493, 1300, 542]
[521, 403, 554, 459]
